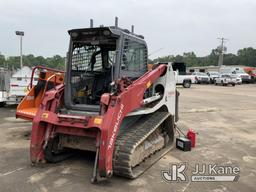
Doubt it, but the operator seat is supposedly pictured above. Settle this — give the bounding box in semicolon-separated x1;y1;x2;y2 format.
91;69;111;104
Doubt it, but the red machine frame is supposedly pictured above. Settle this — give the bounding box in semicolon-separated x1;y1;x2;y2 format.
30;64;167;177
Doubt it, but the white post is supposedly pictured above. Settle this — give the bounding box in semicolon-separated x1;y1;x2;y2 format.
15;31;24;69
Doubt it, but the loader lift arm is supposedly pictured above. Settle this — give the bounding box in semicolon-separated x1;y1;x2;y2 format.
98;64;168;177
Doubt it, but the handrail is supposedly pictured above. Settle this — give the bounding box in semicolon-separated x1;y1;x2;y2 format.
29;66;64;89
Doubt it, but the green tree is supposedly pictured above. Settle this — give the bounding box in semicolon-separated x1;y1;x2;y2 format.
23;54;35;67
174;55;184;63
205;49;219;66
223;53;239;66
46;55;65;70
0;54;5;67
237;47;256;67
1;46;255;70
34;56;46;66
152;55;175;63
183;52;198;67
6;56;20;69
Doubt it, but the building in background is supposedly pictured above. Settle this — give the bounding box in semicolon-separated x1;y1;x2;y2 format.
187;65;249;73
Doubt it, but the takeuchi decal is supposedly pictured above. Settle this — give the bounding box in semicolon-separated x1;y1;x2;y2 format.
108;103;124;150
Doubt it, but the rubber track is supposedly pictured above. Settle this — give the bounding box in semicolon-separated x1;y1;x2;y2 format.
113;111;171;178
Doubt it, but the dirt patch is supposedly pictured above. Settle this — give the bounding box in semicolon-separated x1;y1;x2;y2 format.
184;107;221;113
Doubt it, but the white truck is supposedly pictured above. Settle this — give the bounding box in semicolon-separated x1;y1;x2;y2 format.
174;71;196;88
207;71;219;84
192;72;210;84
6;66;38;105
220;66;251;83
215;74;236;86
172;62;195;88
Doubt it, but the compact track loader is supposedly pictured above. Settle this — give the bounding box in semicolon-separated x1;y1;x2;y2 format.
16;19;179;182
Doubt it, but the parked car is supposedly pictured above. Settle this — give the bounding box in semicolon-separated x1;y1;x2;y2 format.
174;71;195;88
215;74;236;86
192;72;210;84
207;71;219;83
232;71;251;83
230;74;242;85
220;66;251;83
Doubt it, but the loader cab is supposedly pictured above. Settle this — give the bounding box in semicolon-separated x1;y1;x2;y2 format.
65;26;148;112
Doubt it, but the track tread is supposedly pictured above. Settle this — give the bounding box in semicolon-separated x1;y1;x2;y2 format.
113;111;171;178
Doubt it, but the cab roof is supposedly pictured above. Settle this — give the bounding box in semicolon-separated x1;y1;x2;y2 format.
68;26;146;44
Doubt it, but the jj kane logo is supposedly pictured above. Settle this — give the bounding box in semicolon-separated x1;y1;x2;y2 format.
162;163;240;182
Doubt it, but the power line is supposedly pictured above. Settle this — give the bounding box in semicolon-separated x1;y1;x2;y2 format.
148;47;164;57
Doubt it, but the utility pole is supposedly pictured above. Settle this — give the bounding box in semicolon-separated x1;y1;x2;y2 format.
217;37;228;72
15;31;24;69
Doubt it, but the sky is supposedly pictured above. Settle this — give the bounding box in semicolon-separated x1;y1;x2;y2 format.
0;0;256;59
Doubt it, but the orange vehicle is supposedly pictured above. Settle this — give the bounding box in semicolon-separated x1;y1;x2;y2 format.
16;66;64;120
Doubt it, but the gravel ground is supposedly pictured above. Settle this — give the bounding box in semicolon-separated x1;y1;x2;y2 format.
0;84;255;192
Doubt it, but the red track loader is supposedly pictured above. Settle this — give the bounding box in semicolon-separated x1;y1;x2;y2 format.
16;20;179;182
